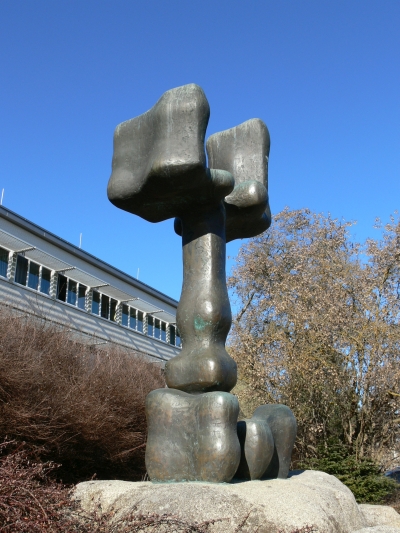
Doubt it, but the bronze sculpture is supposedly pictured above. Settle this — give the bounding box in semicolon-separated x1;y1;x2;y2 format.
108;84;296;482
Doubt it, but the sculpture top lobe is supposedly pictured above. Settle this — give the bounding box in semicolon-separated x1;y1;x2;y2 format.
107;83;271;241
207;118;271;242
108;84;234;223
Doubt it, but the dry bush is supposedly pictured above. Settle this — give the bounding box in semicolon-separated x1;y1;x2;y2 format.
0;440;221;532
0;441;230;532
0;439;86;532
0;309;164;482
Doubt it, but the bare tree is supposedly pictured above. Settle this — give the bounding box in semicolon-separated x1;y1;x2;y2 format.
229;208;400;467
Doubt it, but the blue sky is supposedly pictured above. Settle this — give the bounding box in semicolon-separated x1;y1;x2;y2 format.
0;1;399;301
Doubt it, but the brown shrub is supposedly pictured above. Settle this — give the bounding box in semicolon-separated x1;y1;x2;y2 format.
0;441;224;532
0;439;86;532
0;309;164;482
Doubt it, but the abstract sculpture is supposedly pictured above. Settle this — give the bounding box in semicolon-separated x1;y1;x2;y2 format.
108;84;296;483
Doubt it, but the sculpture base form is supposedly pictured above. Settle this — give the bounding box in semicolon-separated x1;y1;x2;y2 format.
146;389;297;483
236;404;297;480
145;388;240;483
72;471;400;533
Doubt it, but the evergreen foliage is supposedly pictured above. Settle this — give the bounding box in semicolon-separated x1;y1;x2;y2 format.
301;442;397;503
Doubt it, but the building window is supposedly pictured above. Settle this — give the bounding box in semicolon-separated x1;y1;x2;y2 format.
15;255;29;286
148;315;154;337
92;291;100;315
110;299;117;322
14;254;52;295
67;279;77;305
3;247;181;347
27;261;40;290
120;305;145;333
40;267;51;295
91;290;117;321
78;284;86;310
169;324;175;346
146;315;170;343
0;247;9;278
57;274;67;302
121;304;129;327
168;325;181;347
56;273;87;310
129;307;137;329
101;294;109;319
137;311;144;332
154;318;161;339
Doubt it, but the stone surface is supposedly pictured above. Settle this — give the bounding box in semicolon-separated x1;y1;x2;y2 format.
72;470;371;533
145;389;240;482
354;526;400;533
359;505;400;528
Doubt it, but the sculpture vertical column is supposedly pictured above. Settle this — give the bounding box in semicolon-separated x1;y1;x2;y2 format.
166;203;237;393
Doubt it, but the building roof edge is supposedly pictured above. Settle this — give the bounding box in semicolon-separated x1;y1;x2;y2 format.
0;206;179;308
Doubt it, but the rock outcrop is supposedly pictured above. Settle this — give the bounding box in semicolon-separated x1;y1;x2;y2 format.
359;505;400;528
72;470;400;533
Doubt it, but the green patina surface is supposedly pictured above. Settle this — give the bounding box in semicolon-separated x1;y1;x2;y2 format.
194;315;212;331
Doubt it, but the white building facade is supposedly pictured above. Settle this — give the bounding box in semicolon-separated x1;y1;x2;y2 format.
0;206;181;363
